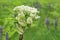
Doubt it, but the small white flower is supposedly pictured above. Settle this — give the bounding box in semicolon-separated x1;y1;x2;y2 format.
30;13;36;18
27;17;33;24
35;16;40;19
18;13;25;19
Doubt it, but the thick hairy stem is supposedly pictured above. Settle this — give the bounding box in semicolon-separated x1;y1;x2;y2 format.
19;34;23;40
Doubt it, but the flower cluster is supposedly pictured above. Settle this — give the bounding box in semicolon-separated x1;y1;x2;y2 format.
13;5;40;34
13;5;39;13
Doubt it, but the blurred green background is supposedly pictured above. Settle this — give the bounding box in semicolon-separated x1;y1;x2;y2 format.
0;0;60;40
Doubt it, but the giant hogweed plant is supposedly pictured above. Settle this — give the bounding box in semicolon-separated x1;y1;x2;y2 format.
13;5;40;40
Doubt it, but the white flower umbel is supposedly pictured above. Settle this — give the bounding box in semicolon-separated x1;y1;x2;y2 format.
13;5;40;34
13;5;39;13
